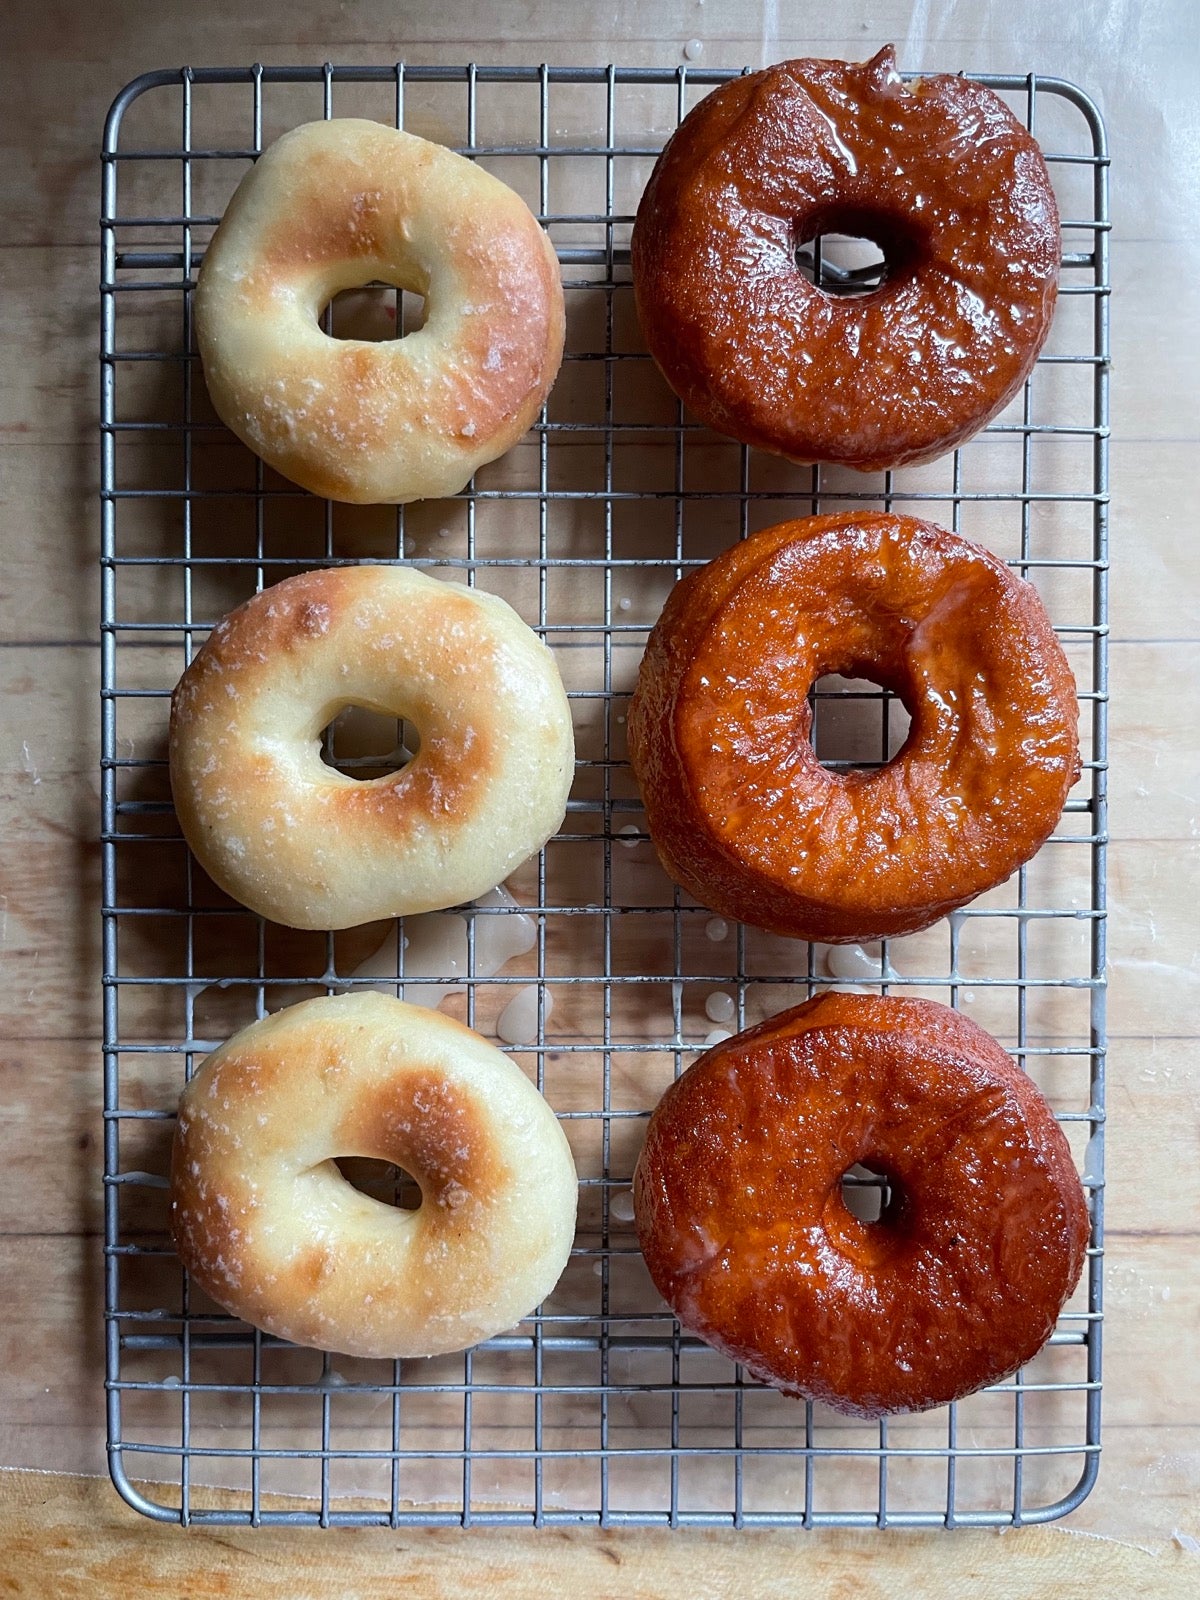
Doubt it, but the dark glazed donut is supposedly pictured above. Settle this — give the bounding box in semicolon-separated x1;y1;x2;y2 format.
631;48;1061;470
634;993;1090;1417
627;512;1079;943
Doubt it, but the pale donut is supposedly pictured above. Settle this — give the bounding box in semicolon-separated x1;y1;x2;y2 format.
169;993;579;1359
195;118;565;503
169;565;575;929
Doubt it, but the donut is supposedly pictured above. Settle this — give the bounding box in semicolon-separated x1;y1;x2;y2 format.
169;565;574;929
195;118;564;503
631;47;1060;470
627;512;1079;943
170;993;578;1359
634;992;1090;1416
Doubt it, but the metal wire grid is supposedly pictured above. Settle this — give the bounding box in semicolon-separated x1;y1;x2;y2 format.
100;63;1109;1528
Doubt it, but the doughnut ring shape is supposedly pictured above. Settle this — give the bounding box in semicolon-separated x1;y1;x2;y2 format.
634;992;1090;1416
195;118;565;503
170;993;579;1359
169;565;575;930
627;512;1079;943
631;47;1061;470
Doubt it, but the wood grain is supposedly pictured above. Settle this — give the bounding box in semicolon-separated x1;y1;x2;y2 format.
1;0;1198;1587
3;1468;1199;1600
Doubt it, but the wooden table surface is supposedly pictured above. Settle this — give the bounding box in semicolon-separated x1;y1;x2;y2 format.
2;1;1197;1593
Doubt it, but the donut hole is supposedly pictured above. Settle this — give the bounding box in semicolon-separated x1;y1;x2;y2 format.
824;1161;907;1269
320;704;420;782
334;1156;423;1212
840;1162;897;1225
796;233;887;297
794;209;922;300
323;284;427;342
810;674;912;772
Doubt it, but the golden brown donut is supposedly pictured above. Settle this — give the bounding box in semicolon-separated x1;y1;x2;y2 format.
634;992;1090;1417
196;118;564;503
627;512;1079;943
170;993;579;1359
169;565;575;930
631;47;1060;470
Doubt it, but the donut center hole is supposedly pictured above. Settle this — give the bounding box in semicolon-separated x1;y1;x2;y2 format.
323;285;427;341
841;1163;896;1224
794;208;923;299
810;674;912;772
320;705;420;781
335;1156;422;1211
795;233;888;297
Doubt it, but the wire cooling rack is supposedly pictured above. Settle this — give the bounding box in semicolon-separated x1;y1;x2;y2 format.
100;63;1109;1528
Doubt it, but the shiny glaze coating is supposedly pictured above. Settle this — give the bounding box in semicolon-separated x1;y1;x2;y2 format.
634;992;1090;1416
627;512;1079;942
631;48;1060;470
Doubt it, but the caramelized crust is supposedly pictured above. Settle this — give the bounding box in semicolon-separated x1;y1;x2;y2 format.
170;993;578;1360
169;565;575;929
634;993;1090;1416
627;512;1079;942
196;118;564;503
631;48;1060;469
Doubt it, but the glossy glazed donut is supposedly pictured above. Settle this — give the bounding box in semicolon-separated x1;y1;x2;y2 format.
170;565;574;929
631;48;1060;470
170;993;579;1359
634;992;1090;1416
627;512;1079;943
196;118;564;503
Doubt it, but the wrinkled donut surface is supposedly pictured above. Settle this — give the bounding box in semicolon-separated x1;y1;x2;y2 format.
634;991;1090;1416
627;512;1079;942
632;48;1060;470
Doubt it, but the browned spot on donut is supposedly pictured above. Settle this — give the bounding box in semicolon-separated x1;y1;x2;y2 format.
169;1117;258;1301
298;599;332;636
253;142;424;275
172;570;358;713
295;1244;334;1290
315;714;500;846
439;218;564;446
332;715;500;842
335;584;503;838
340;343;378;392
335;1068;502;1208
